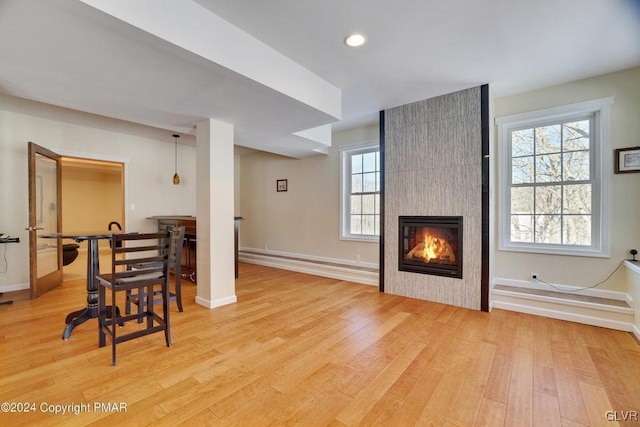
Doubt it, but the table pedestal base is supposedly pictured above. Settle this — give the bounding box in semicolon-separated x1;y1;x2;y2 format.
62;305;121;340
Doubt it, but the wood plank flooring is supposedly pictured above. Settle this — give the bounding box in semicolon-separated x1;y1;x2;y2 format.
0;263;639;426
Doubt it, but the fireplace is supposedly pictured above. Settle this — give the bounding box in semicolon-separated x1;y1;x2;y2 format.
398;216;463;278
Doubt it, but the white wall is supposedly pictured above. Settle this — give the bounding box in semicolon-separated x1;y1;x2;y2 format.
239;124;379;265
0;96;197;291
493;67;640;292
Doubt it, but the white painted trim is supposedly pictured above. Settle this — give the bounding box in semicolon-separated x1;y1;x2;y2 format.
239;249;379;286
492;287;632;315
491;299;633;332
496;97;613;258
625;260;640;275
339;141;381;242
495;97;615;126
195;295;237;309
240;247;379;270
0;282;29;293
492;277;630;302
633;324;640;342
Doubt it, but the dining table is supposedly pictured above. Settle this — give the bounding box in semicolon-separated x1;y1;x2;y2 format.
40;231;122;340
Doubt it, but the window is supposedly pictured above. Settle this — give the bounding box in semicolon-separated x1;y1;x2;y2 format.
497;97;612;257
340;142;380;241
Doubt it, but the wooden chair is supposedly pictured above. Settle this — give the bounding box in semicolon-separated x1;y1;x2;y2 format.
97;231;171;366
125;225;186;318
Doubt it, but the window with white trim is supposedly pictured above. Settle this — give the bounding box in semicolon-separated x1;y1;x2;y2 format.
497;97;612;257
340;142;380;241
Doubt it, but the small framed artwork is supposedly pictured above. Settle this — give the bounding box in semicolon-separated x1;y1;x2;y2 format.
614;146;640;173
276;179;288;192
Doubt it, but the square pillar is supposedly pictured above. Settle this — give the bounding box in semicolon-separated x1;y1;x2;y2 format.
195;119;237;308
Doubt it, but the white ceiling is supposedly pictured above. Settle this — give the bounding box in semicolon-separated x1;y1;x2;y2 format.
1;0;639;158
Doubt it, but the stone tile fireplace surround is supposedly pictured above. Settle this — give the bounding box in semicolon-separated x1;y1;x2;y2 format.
381;85;489;311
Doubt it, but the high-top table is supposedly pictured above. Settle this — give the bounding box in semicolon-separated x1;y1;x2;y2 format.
40;231;120;340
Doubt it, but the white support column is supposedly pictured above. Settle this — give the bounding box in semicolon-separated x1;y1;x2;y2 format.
195;119;237;308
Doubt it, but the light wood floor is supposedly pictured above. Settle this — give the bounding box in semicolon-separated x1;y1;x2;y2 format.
0;263;639;426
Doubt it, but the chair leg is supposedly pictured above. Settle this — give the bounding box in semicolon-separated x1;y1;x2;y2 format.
125;289;131;315
136;287;145;324
175;274;183;312
164;279;172;347
111;288;117;366
98;283;106;348
146;284;153;329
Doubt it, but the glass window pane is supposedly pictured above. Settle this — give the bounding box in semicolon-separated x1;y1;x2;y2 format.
512;129;534;157
363;152;376;173
563;215;591;245
563;184;591;214
535;125;562;154
350;195;361;214
535;186;562;214
535;154;562;182
351;154;362;173
374;194;380;214
511;215;533;243
376;151;380;171
512;156;534;184
351;173;362;193
511;187;534;214
376;172;380;192
374;215;380;235
362;194;375;214
350;215;361;234
363;172;376;192
563;120;590;151
535;215;561;244
362;215;375;235
563;150;590;181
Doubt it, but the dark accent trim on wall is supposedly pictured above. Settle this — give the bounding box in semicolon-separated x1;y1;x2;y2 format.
379;110;385;293
480;84;490;312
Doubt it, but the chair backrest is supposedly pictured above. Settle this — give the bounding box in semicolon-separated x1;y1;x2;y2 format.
166;225;186;272
109;232;170;285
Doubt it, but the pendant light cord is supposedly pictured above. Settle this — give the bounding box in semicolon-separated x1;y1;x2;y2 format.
173;134;180;174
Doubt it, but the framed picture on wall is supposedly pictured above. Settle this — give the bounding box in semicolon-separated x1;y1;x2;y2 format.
276;179;288;192
614;146;640;173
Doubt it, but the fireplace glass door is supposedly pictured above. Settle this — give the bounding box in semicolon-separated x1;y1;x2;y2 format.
398;216;463;278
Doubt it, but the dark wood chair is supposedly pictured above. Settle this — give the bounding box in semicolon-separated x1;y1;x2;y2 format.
125;225;186;317
97;231;171;366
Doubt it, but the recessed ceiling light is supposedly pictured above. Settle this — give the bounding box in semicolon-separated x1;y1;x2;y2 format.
344;33;367;48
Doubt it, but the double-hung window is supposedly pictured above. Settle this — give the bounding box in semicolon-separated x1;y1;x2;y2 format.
497;97;612;257
340;142;380;241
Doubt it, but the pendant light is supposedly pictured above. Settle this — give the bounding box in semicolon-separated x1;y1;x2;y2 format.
172;134;180;185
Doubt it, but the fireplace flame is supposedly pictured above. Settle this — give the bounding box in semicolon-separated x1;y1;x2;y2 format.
407;229;456;264
421;235;455;263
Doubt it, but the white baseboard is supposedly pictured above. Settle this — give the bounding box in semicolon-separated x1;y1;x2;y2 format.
491;277;635;333
633;324;640;342
195;295;237;309
491;299;634;332
492;277;632;305
0;282;29;293
239;247;379;286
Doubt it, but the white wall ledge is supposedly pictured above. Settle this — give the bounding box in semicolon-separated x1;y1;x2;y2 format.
625;260;640;275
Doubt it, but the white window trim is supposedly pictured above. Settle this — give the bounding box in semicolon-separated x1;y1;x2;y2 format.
496;97;613;258
339;140;380;242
